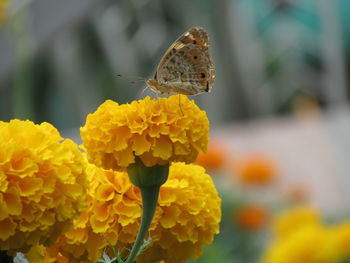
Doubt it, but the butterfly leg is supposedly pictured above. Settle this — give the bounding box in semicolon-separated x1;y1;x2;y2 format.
151;90;161;108
178;94;184;116
139;86;149;99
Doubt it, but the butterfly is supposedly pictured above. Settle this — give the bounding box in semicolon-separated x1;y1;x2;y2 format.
146;27;215;96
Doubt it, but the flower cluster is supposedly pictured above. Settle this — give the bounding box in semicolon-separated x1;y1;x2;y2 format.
39;162;221;263
80;95;209;170
262;206;350;263
0;120;88;253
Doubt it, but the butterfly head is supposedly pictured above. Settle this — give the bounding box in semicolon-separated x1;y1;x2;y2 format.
146;78;167;94
146;78;157;89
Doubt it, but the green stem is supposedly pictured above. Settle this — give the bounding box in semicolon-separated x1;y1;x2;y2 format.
125;185;160;263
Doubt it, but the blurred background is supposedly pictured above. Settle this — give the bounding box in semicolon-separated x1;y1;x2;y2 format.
1;0;350;262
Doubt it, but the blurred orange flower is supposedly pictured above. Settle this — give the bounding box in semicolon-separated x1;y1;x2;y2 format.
235;204;268;231
196;139;228;170
235;154;278;185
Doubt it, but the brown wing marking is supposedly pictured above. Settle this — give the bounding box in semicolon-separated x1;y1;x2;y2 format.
157;44;215;93
156;27;209;72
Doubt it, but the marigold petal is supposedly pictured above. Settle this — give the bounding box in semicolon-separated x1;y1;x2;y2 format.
9;149;38;178
132;133;152;155
153;135;173;159
18;177;43;196
90;215;109;233
39;211;56;226
0;194;8;220
3;187;22;215
96;184;115;201
0;218;16;240
93;203;111;221
160;206;181;228
113;147;135;168
0;171;8;192
65;228;88;243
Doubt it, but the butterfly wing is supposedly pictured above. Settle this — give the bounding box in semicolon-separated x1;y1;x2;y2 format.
154;27;215;94
156;27;210;70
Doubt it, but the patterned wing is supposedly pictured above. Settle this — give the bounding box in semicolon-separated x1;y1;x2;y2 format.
155;27;215;94
156;27;210;71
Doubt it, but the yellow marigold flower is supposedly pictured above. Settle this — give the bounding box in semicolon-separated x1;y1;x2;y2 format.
263;206;350;263
42;162;221;263
262;224;334;263
273;205;321;238
80;95;209;170
0;120;88;253
329;221;350;260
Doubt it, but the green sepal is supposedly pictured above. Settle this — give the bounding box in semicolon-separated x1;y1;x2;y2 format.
127;157;169;188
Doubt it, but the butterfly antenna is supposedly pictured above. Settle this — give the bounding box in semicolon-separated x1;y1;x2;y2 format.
116;74;146;83
156;93;161;108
